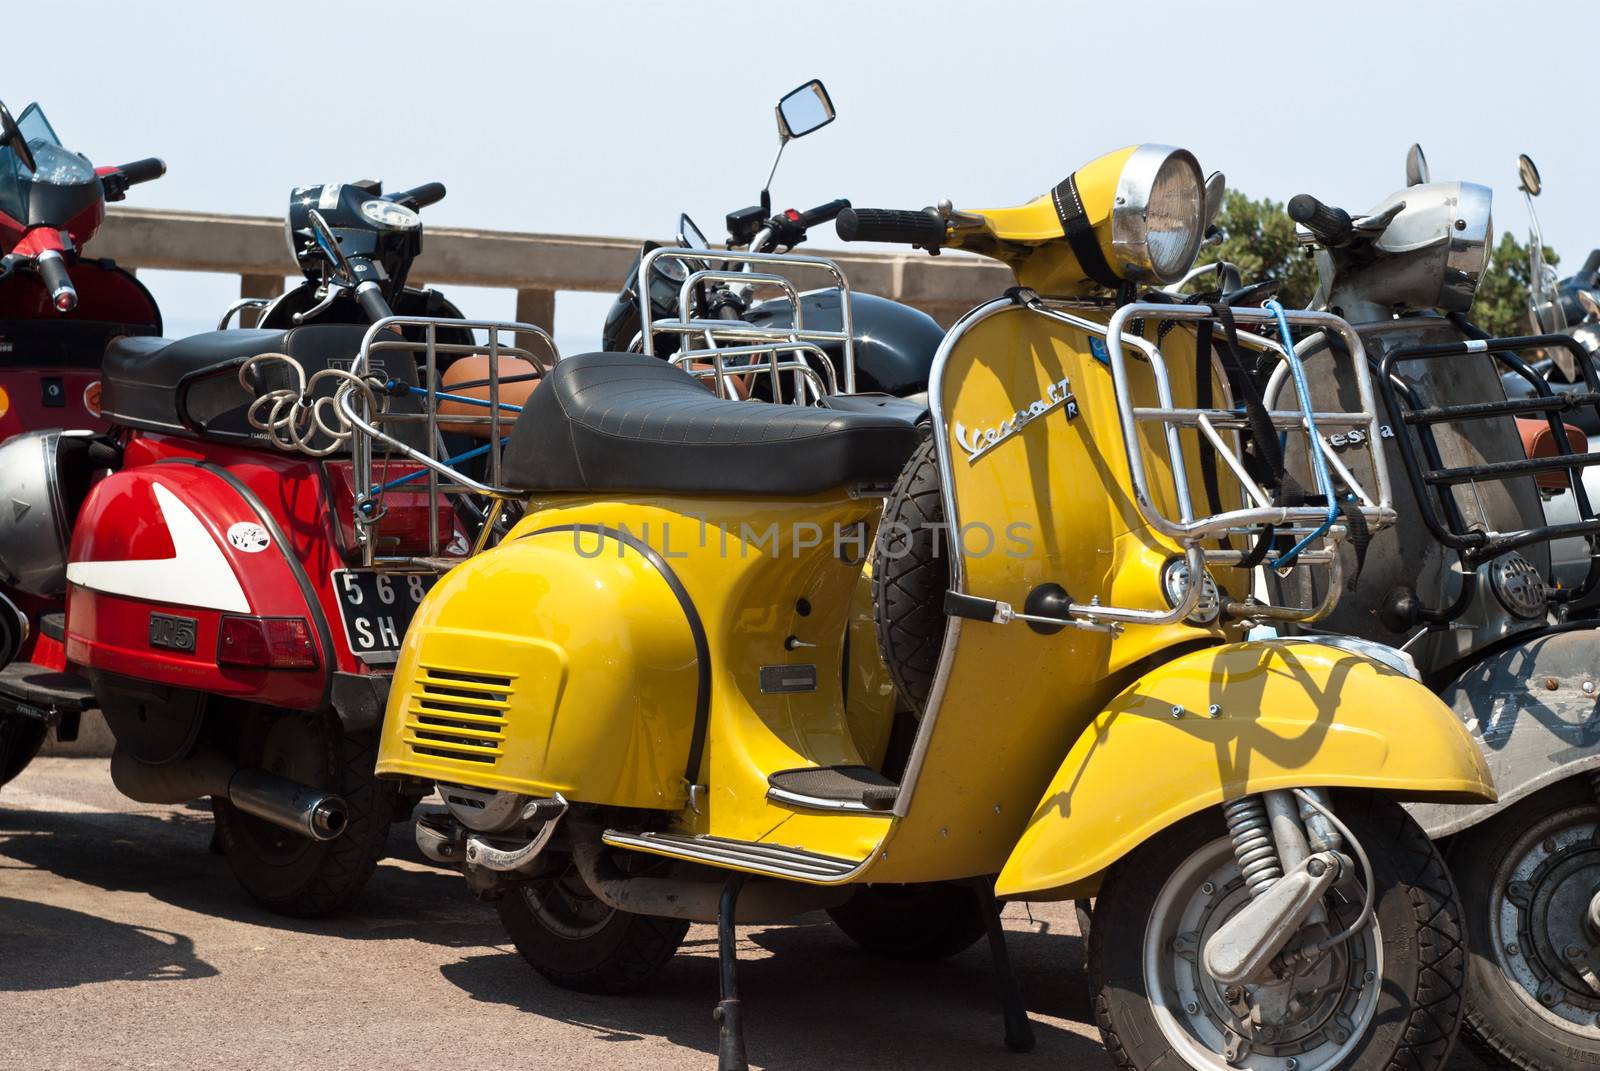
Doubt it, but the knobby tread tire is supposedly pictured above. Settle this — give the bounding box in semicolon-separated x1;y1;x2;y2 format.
215;722;397;919
873;439;949;713
1453;778;1600;1070
497;877;689;995
1090;791;1466;1071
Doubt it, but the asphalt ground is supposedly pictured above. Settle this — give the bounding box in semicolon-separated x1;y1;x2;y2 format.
1;758;1493;1071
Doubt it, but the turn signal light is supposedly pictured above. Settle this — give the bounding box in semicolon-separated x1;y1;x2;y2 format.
217;615;318;669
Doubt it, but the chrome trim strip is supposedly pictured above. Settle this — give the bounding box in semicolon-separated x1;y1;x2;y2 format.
765;785;896;816
601;830;873;884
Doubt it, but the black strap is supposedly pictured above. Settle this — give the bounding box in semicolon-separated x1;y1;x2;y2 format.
1051;173;1122;290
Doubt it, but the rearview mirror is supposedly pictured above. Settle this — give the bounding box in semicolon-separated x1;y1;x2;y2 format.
1405;144;1430;187
678;213;711;251
1518;154;1542;197
1202;171;1226;229
776;80;836;142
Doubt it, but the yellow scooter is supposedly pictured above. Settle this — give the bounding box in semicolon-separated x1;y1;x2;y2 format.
375;144;1494;1070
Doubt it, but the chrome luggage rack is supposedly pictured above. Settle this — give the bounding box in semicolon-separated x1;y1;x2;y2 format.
1013;298;1392;630
638;247;856;403
323;316;558;569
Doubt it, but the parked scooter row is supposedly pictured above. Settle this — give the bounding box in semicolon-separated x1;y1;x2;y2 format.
4;77;1600;1071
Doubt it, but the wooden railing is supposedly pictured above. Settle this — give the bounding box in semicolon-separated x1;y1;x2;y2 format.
92;207;1013;330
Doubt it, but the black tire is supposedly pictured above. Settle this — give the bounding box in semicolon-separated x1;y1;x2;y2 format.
873;439;949;712
1092;791;1466;1071
1452;777;1600;1070
0;713;48;788
213;710;396;918
826;881;987;960
497;860;689;994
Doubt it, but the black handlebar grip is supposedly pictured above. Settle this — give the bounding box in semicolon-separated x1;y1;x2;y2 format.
117;158;167;185
836;207;946;248
35;252;77;313
1287;194;1354;246
798;198;851;228
390;182;446;210
354;282;394;324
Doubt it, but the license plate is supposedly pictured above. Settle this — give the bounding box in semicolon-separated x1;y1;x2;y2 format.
331;570;436;665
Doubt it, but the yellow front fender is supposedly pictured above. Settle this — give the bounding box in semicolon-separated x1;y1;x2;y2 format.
995;641;1494;900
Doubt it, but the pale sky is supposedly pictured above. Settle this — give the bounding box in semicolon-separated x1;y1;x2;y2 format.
7;0;1595;347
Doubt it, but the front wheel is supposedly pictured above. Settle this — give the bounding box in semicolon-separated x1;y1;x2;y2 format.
1091;791;1466;1071
1452;776;1600;1070
213;709;396;918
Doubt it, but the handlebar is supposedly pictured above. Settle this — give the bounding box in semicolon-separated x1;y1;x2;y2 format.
35;250;77;313
1288;194;1353;248
836;207;947;250
797;198;850;228
118;158;167;186
389;182;446;210
354;280;394;323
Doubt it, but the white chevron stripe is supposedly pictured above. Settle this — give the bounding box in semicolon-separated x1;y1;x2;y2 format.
66;482;251;613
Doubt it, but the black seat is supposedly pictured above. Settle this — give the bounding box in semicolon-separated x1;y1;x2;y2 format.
100;324;410;445
501;352;924;495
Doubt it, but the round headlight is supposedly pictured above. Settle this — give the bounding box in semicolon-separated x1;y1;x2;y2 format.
1112;146;1205;284
360;198;421;230
1161;556;1221;624
1445;182;1492;290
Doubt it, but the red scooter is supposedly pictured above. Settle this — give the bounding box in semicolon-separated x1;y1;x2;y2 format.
0;98;163;784
0;180;471;917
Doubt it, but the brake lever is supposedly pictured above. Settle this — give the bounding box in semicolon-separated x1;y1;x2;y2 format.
1352;201;1405;236
293;283;345;325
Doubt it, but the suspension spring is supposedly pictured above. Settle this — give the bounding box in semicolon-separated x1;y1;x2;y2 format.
1223;795;1282;898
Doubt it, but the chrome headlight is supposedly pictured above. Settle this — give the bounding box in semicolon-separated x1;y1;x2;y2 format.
360;198;421;230
1162;556;1221;624
1445;181;1492;294
1113;145;1206;284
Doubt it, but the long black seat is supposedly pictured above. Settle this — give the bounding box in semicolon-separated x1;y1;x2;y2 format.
502;352;923;495
101;325;417;446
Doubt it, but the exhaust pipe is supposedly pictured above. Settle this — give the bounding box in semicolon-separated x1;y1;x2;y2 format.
111;746;347;842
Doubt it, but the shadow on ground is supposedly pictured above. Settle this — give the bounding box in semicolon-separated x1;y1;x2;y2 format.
439;913;1098;1070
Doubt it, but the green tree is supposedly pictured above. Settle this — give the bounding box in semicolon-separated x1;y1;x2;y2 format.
1194;191;1320;309
1473;231;1557;338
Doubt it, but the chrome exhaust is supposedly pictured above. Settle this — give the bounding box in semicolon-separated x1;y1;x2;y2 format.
110;746;348;842
226;768;348;842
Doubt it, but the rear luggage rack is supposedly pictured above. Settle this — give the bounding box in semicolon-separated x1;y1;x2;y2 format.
638;248;857;404
1376;333;1600;578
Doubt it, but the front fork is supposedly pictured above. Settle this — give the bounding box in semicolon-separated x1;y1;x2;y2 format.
1203;789;1374;1043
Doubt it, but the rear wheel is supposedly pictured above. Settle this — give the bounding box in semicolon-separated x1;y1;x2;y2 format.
497;858;689;994
1453;777;1600;1069
0;713;47;788
212;708;395;918
827;881;987;960
1092;791;1466;1071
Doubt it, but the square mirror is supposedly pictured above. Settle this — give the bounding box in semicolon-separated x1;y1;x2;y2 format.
777;80;835;141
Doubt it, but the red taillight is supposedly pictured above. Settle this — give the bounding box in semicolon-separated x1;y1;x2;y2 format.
217;615;318;669
324;460;453;557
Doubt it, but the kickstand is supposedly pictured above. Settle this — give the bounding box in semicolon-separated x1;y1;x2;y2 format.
974;878;1036;1053
714;874;749;1071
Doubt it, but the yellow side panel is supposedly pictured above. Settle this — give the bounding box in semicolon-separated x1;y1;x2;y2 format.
376;530;699;809
993;641;1496;900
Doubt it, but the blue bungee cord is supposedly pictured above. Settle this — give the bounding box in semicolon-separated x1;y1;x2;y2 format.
1262;299;1340;569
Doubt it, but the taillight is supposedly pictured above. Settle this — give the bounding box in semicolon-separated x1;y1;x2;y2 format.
323;460;454;557
217;615;318;669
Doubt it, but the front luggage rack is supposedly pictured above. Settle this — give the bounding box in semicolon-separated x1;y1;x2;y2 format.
638;247;856;403
324;316;558;569
1376;332;1600;580
966;298;1393;631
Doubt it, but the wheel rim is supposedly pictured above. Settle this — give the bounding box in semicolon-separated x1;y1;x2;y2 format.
1488;802;1600;1036
520;864;615;941
1143;834;1382;1071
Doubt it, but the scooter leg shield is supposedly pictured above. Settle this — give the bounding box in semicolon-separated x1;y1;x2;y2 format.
1410;627;1600;838
375;530;701;810
993;640;1494;900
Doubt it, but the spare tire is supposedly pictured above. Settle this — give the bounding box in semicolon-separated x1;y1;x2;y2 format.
873;439;950;712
